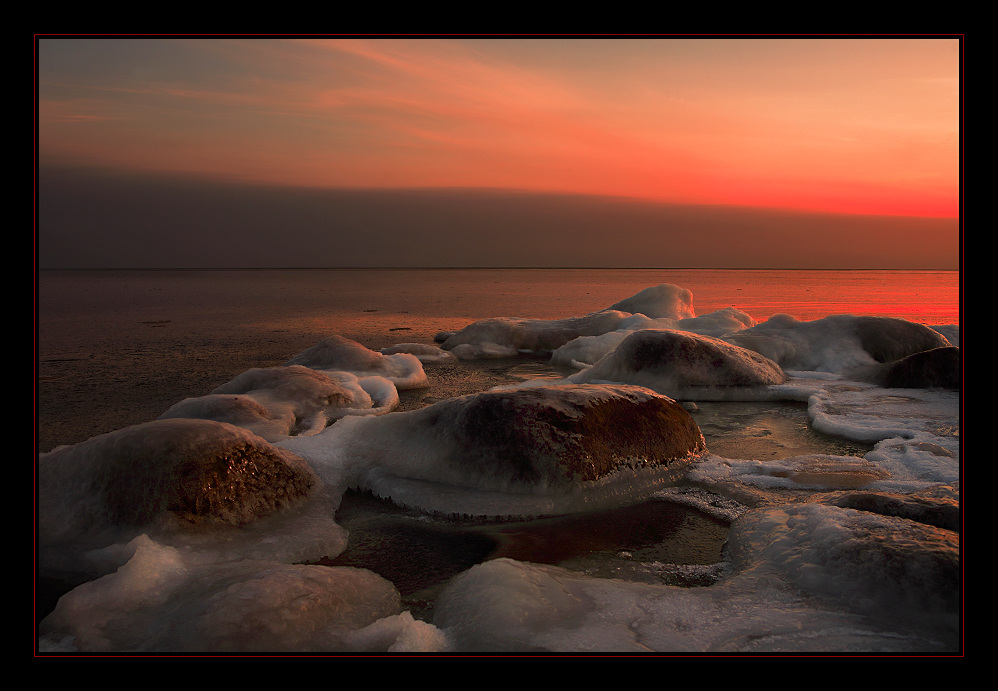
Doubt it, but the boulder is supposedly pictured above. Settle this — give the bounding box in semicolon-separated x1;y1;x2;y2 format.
429;384;707;485
285;335;427;389
290;384;708;517
38;418;318;545
570;328;786;397
724;314;952;373
869;346;961;390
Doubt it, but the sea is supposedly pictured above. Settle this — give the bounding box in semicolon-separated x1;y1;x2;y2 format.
36;268;962;655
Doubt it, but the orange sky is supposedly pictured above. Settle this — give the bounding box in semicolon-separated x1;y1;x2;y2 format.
37;37;960;219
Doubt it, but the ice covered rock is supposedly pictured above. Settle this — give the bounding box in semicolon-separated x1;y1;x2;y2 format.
726;503;960;642
284;384;706;518
441;310;633;359
381;342;458;364
724;314;952;373
285;334;428;389
569;328;786;398
38;535;418;653
160;365;399;440
820;483;960;532
440;283;699;360
551;307;757;370
863;346;961;390
606;283;695;320
38;418;319;550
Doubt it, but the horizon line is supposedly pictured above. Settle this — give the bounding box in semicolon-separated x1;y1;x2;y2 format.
36;265;964;273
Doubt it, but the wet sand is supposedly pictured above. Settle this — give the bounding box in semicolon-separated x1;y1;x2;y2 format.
37;303;492;453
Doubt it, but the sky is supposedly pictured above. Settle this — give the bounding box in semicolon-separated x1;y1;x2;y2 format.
35;36;962;269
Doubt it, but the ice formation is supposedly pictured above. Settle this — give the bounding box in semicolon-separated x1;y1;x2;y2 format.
722;314;952;373
568;328;787;398
160;366;399;441
286;334;429;389
430;500;958;653
37;418;348;584
36;282;961;654
281;384;706;518
441;283;701;360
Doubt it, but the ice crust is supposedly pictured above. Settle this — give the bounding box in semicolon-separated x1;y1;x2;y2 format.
37;283;961;654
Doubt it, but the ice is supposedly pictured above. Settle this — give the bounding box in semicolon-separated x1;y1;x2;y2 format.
723;314;951;373
37;418;347;582
159;366;399;441
285;334;429;389
279;383;706;518
441;282;699;360
567;328;787;399
605;283;696;320
37;534;440;653
37;282;961;654
380;342;458;364
442;310;634;359
431;499;958;653
431;534;956;653
551;307;757;369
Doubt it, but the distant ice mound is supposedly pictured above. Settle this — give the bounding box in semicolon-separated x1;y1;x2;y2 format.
724;314;952;373
569;329;786;399
282;384;706;518
552;307;758;369
285;334;428;389
160;365;399;441
442;310;633;359
441;283;699;360
606;283;696;319
38;534;445;654
37;418;340;580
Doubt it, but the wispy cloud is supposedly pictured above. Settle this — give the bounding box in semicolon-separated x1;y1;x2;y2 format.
36;37;960;217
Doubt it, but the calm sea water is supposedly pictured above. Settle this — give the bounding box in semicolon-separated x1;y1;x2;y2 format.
38;267;962;330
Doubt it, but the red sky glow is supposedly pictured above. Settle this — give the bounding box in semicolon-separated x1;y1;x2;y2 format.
37;37;961;219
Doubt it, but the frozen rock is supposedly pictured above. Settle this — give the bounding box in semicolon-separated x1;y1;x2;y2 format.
38;418;318;546
569;328;786;398
285;334;428;389
606;283;695;320
287;384;706;518
38;535;410;653
551;307;757;370
726;503;960;641
440;284;699;360
724;314;952;373
865;346;961;390
441;310;633;359
160;365;400;440
820;483;960;532
381;342;458;364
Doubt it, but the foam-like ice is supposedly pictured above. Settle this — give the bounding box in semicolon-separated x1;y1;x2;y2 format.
442;283;700;360
37;534;438;653
723;314;951;373
160;366;399;441
551;307;757;369
286;335;429;389
431;498;958;653
567;328;786;399
381;342;458;364
279;383;705;518
443;310;634;359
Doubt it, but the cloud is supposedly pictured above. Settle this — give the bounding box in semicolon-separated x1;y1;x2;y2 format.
37;166;960;271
